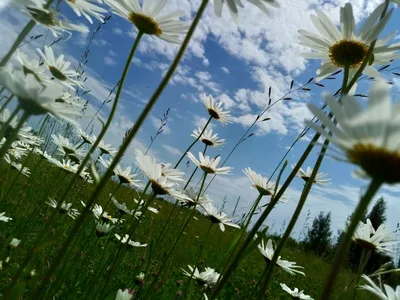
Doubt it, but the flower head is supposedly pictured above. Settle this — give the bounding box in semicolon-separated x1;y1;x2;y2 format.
202;95;233;125
100;157;141;187
98;140;117;156
191;128;225;147
9;238;21;248
76;127;96;145
201;203;240;232
46;198;80;219
115;234;147;248
258;239;305;275
182;265;221;288
105;0;189;43
179;187;211;208
352;219;399;257
111;195;132;215
307;80;400;184
13;49;50;85
187;152;232;175
0;212;12;223
280;283;313;300
299;3;398;81
359;274;400;300
243;167;275;196
115;289;133;300
65;0;107;24
3;154;31;177
160;163;185;183
95;221;114;237
52;134;86;162
213;0;279;22
293;165;330;185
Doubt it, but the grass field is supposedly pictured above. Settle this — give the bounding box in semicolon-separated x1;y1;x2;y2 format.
0;154;371;299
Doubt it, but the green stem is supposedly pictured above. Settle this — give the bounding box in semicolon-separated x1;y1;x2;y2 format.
0;94;14;116
0;111;29;159
243;193;263;230
352;249;369;300
320;179;382;300
258;138;330;296
174;116;212;169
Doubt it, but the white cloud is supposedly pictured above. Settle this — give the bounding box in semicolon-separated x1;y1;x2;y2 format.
108;50;117;57
221;66;230;74
162;144;182;156
104;56;117;66
202;58;210;66
192;115;214;129
113;28;123;35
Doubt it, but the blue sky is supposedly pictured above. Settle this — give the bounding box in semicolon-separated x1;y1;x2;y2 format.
1;0;400;240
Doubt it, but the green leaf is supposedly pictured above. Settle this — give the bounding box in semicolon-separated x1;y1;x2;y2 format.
8;281;26;300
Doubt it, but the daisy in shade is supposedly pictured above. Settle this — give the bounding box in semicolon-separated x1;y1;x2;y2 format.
100;157;142;187
51;134;86;162
114;234;147;247
134;198;159;215
359;274;400;300
202;95;233;125
243;167;276;196
76;127;95;145
0;212;12;223
182;265;221;288
201;203;240;232
37;46;84;90
64;0;107;24
115;289;133;300
135;150;189;199
34;148;53;161
0;70;80;125
299;3;399;82
104;0;189;44
98;140;117;156
46;198;80;219
111;195;132;215
28;7;89;37
293;165;330;185
258;238;305;276
306;80;400;184
56;92;85;108
3;154;31;177
214;0;279;22
9;238;21;249
280;283;314;300
13;50;50;85
179;187;212;208
352;219;399;257
191;128;225;147
95;221;114;237
187;152;232;175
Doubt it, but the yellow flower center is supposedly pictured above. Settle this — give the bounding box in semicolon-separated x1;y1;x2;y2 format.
354;238;377;251
49;66;67;81
329;40;369;68
128;12;162;36
208;109;220;120
347;144;400;183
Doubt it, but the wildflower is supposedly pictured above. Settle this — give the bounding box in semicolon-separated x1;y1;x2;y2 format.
187;152;232;175
46;198;80;219
135;272;145;285
359;274;400;300
51;134;86;162
76;127;95;145
182;265;221;288
0;70;79;124
92;204;119;224
105;0;189;43
3;154;31;177
258;239;305;276
9;238;21;249
293;165;330;184
98;140;117;156
95;221;114;237
307;80;400;184
0;212;12;223
299;3;397;81
115;234;147;248
65;0;107;24
56;92;85;108
243;167;275;196
115;289;133;300
37;46;84;90
13;49;50;84
111;195;132;215
280;283;314;300
191;128;225;147
352;219;399;257
214;0;279;22
201;203;240;232
160;163;185;184
202;94;233;125
179;187;211;208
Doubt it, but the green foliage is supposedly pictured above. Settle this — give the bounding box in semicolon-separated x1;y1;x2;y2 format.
304;211;332;255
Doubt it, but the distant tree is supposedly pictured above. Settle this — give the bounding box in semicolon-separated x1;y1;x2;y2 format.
366;197;387;229
305;211;332;255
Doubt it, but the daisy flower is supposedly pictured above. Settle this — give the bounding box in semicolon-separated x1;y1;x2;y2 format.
34;148;53;161
299;3;398;81
114;234;147;247
3;154;31;177
160;163;185;184
56;92;85;108
9;238;21;249
293;165;330;185
95;221;114;237
202;94;233;125
91;204;119;224
111;195;132;215
307;80;400;184
179;187;211;208
258;239;305;276
352;219;399;257
0;70;79;125
243;167;276;196
100;157;142;187
191;128;225;147
51;134;87;162
359;274;400;300
187;152;232;175
8;142;29;160
28;7;89;37
115;289;133;300
280;283;314;300
182;265;221;288
214;0;279;22
37;46;84;90
64;0;107;24
201;203;240;232
13;49;50;84
46;198;80;219
0;212;12;223
104;0;189;43
76;127;95;145
98;140;117;156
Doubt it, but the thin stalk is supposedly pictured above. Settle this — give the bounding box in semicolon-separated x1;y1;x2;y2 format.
174;116;212;168
352;249;370;300
258;138;330;296
243;194;263;230
0;105;20;140
0;111;29;159
184;144;208;189
320;179;382;299
0;94;14;116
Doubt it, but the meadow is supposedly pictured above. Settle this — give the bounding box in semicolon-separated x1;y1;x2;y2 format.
1;0;400;299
